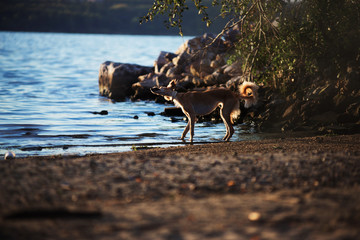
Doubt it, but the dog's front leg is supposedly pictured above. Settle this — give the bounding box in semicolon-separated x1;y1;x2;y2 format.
181;112;195;142
181;121;190;141
179;108;196;142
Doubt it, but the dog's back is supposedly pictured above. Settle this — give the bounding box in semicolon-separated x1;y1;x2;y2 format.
175;88;240;123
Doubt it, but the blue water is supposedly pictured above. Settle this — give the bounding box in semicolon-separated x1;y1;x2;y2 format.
0;32;258;157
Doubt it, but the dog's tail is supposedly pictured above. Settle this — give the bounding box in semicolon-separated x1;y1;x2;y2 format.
239;81;259;108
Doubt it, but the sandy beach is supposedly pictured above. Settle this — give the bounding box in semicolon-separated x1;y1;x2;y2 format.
1;134;360;240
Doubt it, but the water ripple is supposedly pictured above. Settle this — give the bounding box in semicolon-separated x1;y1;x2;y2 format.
0;32;259;157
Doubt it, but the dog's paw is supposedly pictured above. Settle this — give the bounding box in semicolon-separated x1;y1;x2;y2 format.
223;136;231;142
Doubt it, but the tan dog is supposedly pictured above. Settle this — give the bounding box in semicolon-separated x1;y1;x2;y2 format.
151;80;259;142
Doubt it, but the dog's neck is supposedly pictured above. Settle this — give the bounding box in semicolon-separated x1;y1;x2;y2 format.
170;90;177;101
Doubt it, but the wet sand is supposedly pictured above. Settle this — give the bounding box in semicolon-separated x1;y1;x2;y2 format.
1;134;360;239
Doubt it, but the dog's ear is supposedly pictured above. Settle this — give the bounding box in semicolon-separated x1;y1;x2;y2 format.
167;80;177;90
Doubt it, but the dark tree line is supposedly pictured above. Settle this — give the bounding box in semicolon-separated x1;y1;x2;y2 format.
0;0;226;35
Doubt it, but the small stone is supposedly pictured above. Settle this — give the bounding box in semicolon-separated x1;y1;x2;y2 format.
248;212;261;221
4;151;16;160
211;160;222;166
90;110;108;115
145;112;155;116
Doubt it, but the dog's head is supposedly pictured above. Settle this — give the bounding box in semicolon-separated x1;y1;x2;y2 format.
150;80;177;101
239;81;259;108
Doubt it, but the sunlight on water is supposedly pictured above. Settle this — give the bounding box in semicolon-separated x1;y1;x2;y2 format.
0;32;260;157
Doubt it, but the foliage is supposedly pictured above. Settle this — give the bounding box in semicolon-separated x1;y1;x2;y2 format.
143;0;360;93
141;0;215;36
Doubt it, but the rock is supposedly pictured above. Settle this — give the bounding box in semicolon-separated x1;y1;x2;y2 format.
132;73;169;100
165;66;178;78
171;51;190;76
161;107;184;117
176;76;195;89
90;110;108;115
225;76;246;90
4;151;15;160
154;51;168;72
223;24;241;45
151;34;229;90
159;62;175;75
223;61;243;77
172;51;190;66
154;51;177;74
99;61;153;101
135;73;168;89
210;54;226;69
190;58;213;78
203;74;216;86
145;112;155;116
165;52;178;62
191;76;204;87
203;71;229;86
248;212;261;222
176;33;226;55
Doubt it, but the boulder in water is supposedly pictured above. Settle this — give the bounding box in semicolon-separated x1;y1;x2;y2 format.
99;61;153;101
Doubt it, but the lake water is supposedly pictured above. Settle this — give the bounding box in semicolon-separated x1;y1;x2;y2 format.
0;32;260;157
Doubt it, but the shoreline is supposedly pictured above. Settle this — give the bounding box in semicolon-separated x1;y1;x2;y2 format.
14;130;322;159
1;134;360;239
15;132;358;160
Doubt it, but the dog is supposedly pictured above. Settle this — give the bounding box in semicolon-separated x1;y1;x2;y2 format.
151;80;259;142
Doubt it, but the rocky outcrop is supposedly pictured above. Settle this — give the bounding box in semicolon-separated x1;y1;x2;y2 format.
99;61;153;100
98;32;241;101
98;28;360;134
128;33;233;99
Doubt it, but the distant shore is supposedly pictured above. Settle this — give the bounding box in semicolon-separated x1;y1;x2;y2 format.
0;0;226;36
1;134;360;239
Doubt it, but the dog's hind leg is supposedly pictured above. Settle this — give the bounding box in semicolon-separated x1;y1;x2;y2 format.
189;115;196;142
181;112;196;142
220;108;234;142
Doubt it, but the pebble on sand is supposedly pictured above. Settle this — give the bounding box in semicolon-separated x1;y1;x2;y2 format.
4;151;16;160
248;212;261;221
